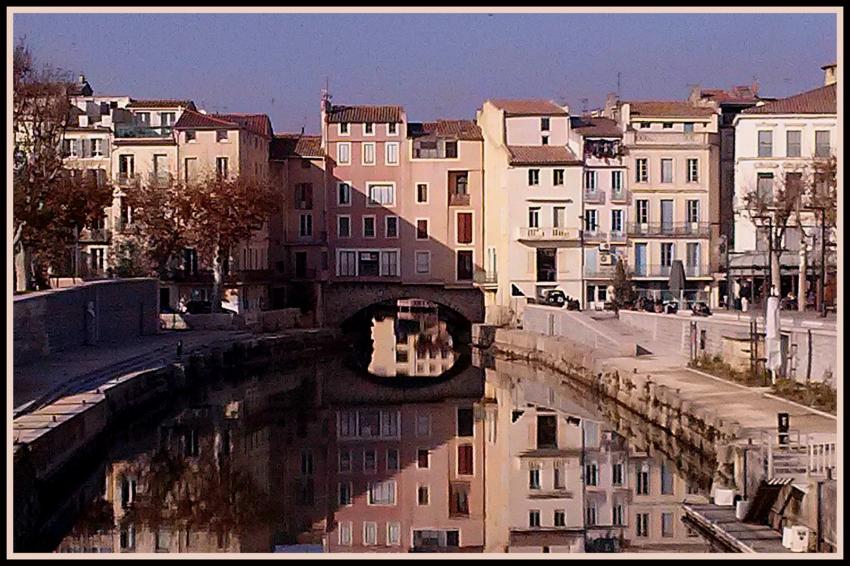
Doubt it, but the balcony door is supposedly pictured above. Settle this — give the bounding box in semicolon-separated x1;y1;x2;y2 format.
634;243;647;276
295;252;307;278
660;200;674;234
536;248;556;282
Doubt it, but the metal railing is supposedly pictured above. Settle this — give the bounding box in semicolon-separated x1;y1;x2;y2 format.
79;227;111;243
449;192;470;206
610;187;630;203
473;270;498;285
627;222;711;237
114;124;174;139
516;227;581;241
625;131;713;145
584;190;606;204
632;264;711;278
582;229;607;242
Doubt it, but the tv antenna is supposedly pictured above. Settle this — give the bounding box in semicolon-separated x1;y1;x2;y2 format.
617;72;621;97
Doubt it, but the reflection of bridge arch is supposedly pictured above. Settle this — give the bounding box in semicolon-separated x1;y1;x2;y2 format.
324;282;484;328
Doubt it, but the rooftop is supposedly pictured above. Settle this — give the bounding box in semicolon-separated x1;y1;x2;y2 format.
741;84;836;115
173;110;273;138
270;133;323;159
488;98;568;116
407;119;483;141
507;145;582;166
570;116;622;138
126;99;196;110
628;100;716;119
213;113;273;138
326;104;403;124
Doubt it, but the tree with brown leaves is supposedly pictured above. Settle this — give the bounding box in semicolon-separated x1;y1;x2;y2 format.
13;38;112;290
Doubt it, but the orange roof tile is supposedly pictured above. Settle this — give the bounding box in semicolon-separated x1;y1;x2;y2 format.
270;134;323;159
741;84;836;115
570;116;622;138
326;105;403;123
507;145;582;166
489;99;567;116
407;120;483;141
628;101;716;118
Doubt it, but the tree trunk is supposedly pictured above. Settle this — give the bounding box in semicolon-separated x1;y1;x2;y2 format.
798;248;807;312
211;244;225;313
14;244;34;292
771;249;782;297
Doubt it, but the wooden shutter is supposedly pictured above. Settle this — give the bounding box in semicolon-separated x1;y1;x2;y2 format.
527;251;535;275
457;445;473;475
557;249;570;275
457;213;472;244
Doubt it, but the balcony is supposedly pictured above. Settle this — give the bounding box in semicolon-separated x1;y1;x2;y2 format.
114;124;174;139
79;227;111;243
449;192;470;206
516;227;581;242
627;222;710;238
582;230;607;242
609;231;628;244
473;269;497;286
625;130;714;146
630;264;711;278
584;264;616;278
115;173;137;186
610;187;630;203
584;190;605;204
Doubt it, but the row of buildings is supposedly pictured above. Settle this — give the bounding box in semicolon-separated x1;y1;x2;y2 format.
61;62;838;322
56;359;710;554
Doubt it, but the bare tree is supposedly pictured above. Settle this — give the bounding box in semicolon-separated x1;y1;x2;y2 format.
13;38;112;290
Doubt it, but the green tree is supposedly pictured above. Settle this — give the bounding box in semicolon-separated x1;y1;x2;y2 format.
611;259;636;311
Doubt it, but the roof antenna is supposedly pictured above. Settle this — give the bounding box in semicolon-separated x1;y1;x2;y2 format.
617;72;621;97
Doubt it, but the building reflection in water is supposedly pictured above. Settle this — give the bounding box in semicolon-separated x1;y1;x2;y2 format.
55;351;713;554
368;299;456;378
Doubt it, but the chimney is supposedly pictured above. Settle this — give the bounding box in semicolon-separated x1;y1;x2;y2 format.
822;63;837;86
79;74;86;84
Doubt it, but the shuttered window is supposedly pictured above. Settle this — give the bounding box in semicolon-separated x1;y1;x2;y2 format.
457;213;473;244
457;444;473;475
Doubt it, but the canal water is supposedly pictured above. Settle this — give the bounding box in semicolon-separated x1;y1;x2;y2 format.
48;300;718;554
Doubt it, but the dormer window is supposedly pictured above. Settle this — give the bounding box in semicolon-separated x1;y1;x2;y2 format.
339;122;349;135
217;130;229;142
388;123;398;135
364;122;374;135
185;130;196;142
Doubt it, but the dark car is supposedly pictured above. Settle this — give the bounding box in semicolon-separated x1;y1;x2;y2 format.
542;289;567;307
691;301;712;317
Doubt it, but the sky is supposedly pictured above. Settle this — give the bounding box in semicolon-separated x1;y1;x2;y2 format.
14;11;838;134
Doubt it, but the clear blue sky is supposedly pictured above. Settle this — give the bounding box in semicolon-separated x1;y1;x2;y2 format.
14;12;837;134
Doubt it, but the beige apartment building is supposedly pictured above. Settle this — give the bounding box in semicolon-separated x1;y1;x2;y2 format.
606;99;721;304
477;100;584;322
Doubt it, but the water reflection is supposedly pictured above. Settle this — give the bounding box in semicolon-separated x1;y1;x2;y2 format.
53;353;714;554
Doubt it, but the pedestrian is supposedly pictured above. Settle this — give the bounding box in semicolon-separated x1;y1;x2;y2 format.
741;295;749;313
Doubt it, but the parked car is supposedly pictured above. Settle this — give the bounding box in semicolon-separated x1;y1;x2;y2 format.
542;289;567;307
691;301;712;317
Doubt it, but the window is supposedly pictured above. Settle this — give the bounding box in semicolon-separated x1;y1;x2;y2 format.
529;510;541;528
417;449;430;469
337;215;351;238
299;213;312;237
611;209;624;233
387;522;401;546
586;503;598;526
339;482;353;506
91;138;104;157
380;250;399;277
295;183;313;209
553;169;564;185
364;122;374;135
339;122;349;135
416;413;431;436
136;112;151;124
457;444;474;475
554;465;565;489
457;250;473;281
537;415;557;449
119;525;136;551
541;117;550;131
661;463;674;494
687;200;700;223
554;510;566;527
613;462;624;485
363;142;376;165
418;485;430;506
363;449;377;472
388;122;398;135
758;130;773;157
613;503;625;526
553;207;566;228
636;158;648;182
338;522;353;546
385;142;399;164
368;480;396;505
529;468;541;489
449;171;468;197
683;122;694;133
585;209;598;232
337;142;351;164
416;219;429;240
338;251;357;277
455;407;475;437
160;112;176;126
445;141;458;158
815;130;831;157
367;183;394;206
662;512;674;537
416;183;428;203
585;462;599;486
358;251;379;276
457;213;473;244
660;242;674;267
185;130;196;142
585;170;597;190
636;199;649;224
415;251;431;274
385;448;399;471
216;157;228;179
363;522;378;546
336;182;351;206
757;172;774;203
528;169;540;186
449;482;470;517
687;158;699;182
541;135;549;145
636;464;650;495
155;528;171;552
611;170;623;190
118;154;135;179
636;513;650;537
661;158;673;183
339;450;352;472
217;129;228;142
662;122;673;129
786;130;801;157
528;207;540;228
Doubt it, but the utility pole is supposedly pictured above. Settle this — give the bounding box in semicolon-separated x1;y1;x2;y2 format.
819;208;827;317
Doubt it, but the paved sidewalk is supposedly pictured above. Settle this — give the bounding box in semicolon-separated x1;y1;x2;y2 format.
13;329;253;412
601;346;836;442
